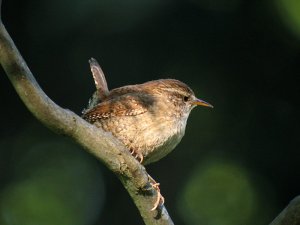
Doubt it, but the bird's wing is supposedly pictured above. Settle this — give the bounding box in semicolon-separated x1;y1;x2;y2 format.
82;94;151;123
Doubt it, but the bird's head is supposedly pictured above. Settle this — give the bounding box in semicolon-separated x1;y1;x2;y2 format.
144;79;213;115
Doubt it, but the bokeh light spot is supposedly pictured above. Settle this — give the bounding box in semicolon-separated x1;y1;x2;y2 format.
276;0;300;39
178;159;271;225
0;126;105;225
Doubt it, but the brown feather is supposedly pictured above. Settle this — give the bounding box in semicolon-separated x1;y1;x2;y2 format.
82;93;151;123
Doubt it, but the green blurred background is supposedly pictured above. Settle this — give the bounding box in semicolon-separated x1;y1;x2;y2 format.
0;0;299;224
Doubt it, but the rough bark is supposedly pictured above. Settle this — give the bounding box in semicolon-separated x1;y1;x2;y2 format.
269;196;300;225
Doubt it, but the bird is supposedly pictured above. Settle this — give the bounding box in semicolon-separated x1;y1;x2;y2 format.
82;58;213;210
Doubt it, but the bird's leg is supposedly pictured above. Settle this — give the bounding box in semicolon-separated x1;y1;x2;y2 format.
148;174;165;211
128;149;164;210
128;148;164;210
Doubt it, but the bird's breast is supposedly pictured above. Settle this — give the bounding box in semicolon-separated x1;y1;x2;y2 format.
142;115;188;165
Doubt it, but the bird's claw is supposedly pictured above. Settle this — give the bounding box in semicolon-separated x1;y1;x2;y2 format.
128;150;164;210
148;175;165;211
129;149;144;163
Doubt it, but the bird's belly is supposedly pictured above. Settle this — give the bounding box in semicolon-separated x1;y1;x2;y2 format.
94;114;186;165
142;131;184;165
131;117;186;165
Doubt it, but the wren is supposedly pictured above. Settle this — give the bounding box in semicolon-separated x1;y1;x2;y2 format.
82;58;213;165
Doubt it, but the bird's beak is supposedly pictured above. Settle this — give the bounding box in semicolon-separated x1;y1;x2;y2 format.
192;99;214;108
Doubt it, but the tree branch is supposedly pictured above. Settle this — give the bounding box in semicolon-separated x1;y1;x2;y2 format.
0;3;173;225
269;196;300;225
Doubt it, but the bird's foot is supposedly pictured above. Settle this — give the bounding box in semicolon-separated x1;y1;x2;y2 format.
129;149;144;163
148;175;165;211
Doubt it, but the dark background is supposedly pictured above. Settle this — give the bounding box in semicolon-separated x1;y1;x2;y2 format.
0;0;299;225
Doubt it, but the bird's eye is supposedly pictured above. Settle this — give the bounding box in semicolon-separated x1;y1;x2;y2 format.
183;96;189;102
